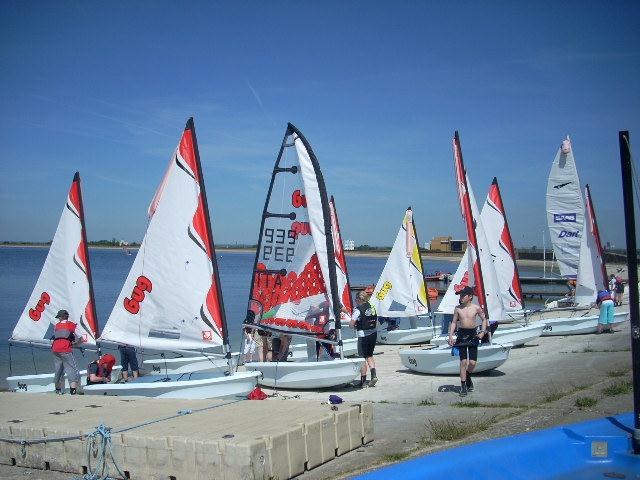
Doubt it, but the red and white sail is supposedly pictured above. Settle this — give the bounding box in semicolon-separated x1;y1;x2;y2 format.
330;196;353;314
247;124;340;337
369;208;429;317
575;185;608;306
438;133;505;321
12;173;99;345
100;119;226;351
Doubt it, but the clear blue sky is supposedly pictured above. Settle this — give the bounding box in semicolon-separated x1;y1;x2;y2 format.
1;1;638;248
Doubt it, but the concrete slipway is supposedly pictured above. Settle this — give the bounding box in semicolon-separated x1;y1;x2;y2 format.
0;393;373;479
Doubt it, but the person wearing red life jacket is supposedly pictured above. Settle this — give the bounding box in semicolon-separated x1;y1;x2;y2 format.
86;354;116;385
51;309;82;395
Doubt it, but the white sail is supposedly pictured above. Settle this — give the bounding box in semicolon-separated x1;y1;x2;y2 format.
100;122;225;351
329;196;353;313
370;208;429;317
546;137;584;278
11;173;98;345
575;186;606;306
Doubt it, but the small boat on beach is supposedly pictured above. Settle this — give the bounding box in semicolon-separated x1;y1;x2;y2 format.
399;343;511;375
370;208;435;345
430;322;544;347
84;118;259;399
242;123;363;389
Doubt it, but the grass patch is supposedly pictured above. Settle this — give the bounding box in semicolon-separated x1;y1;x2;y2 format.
575;397;598;409
543;390;564;403
382;452;410;463
607;369;629;378
428;417;494;442
602;381;633;397
417;397;436;406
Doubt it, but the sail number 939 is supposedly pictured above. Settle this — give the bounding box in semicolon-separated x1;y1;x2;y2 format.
262;228;295;262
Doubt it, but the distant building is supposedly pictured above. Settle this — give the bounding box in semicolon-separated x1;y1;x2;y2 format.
429;235;467;253
344;239;355;251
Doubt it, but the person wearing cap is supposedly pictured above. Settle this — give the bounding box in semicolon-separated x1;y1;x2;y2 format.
349;290;379;387
86;354;116;385
595;290;615;334
448;286;488;397
51;309;82;395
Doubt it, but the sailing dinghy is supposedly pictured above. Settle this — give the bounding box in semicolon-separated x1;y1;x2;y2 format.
84;118;259;399
400;132;511;374
430;178;544;347
369;208;434;345
6;173;121;392
537;184;629;335
243;124;363;389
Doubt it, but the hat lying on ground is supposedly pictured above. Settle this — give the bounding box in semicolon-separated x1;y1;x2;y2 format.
455;286;475;297
55;309;69;318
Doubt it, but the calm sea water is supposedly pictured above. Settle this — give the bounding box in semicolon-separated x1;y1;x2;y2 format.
0;247;548;387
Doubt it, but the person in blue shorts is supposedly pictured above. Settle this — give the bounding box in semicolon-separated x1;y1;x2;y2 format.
596;290;615;334
118;344;139;381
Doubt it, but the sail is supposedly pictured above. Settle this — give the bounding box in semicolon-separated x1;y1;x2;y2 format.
575;185;608;306
12;173;98;345
445;132;505;321
247;123;340;338
546;137;584;278
100;118;227;351
369;208;429;317
482;178;524;312
329;196;353;314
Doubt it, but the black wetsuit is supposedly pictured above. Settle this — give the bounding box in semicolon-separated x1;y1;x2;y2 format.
454;327;479;361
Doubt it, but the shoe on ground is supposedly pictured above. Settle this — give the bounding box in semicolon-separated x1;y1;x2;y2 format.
466;377;474;392
369;377;378;387
459;384;468;397
55;389;64;395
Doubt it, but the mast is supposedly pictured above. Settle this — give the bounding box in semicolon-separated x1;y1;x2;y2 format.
453;131;489;319
74;172;100;352
186;118;231;361
618;130;639;454
409;207;432;312
287;123;343;333
492;177;524;309
584;184;608;291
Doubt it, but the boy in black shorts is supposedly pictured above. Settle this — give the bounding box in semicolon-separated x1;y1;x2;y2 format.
448;286;488;396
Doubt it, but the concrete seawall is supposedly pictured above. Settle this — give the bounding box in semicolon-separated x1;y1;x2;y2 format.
0;393;373;479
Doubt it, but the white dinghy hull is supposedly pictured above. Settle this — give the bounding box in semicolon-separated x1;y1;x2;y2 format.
142;354;239;375
377;327;434;345
83;370;260;400
399;344;511;375
288;338;358;362
539;311;629;336
245;359;364;389
7;366;123;393
430;323;544;348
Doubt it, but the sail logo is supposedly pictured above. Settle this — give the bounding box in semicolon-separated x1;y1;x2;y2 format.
29;292;51;321
553;182;572;189
559;230;580;238
123;276;153;314
292;190;307;208
376;281;392;301
291;221;311;238
554;213;576;223
202;330;213;341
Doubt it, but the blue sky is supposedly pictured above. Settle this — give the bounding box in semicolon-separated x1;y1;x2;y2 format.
1;1;638;248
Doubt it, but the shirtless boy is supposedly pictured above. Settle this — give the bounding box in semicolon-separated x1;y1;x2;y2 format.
448;286;489;397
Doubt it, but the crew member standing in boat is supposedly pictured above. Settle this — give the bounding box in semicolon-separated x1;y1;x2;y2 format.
448;286;488;397
349;291;378;387
51;309;82;395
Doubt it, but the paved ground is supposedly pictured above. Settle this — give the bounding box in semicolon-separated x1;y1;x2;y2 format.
1;304;635;479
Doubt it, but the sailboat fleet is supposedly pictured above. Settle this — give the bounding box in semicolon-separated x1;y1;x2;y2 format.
6;123;630;396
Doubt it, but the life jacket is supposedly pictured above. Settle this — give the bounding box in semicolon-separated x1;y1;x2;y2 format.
51;320;76;352
86;360;107;385
355;302;377;331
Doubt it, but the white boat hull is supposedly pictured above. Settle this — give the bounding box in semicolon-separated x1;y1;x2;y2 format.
83;371;260;400
539;311;629;336
399;344;511;375
142;354;238;374
377;327;434;345
430;324;544;348
288;338;358;362
245;359;364;389
7;366;123;393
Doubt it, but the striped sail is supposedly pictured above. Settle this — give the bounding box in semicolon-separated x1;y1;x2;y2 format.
369;208;429;317
546;137;584;278
575;185;608;306
100;119;226;351
247;124;341;338
12;173;99;345
329;196;353;314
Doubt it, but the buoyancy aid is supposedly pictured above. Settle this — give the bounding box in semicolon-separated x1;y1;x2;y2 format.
52;320;76;352
86;361;107;385
355;302;377;331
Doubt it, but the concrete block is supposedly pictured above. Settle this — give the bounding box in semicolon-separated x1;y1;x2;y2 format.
63;430;86;474
195;439;223;480
333;408;352;456
358;403;374;444
224;441;264;480
42;428;68;472
145;436;171;479
0;425;15;465
13;427;46;469
168;436;197;478
122;434;149;479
